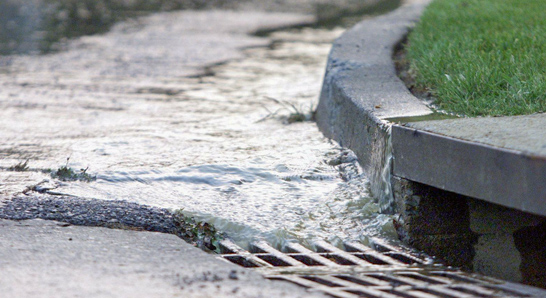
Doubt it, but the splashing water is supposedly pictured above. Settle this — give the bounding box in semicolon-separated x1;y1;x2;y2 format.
0;11;397;249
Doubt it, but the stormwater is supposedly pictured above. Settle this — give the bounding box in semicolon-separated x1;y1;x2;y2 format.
56;27;396;249
0;1;400;250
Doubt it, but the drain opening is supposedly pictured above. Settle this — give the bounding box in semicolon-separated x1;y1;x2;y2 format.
223;255;260;268
290;254;328;266
324;253;358;265
256;254;293;266
248;243;268;253
218;239;546;298
354;253;390;265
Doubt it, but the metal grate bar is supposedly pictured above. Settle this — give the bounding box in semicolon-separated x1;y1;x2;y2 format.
219;238;245;254
314;240;389;267
340;286;415;298
250;240;306;267
344;241;407;266
402;290;444;298
365;272;432;287
429;271;486;284
314;275;448;298
271;276;361;298
418;285;485;298
285;242;341;267
218;239;273;267
333;274;390;287
396;272;451;285
371;238;427;265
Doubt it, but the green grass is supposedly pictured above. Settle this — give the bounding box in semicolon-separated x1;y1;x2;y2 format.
406;0;546;116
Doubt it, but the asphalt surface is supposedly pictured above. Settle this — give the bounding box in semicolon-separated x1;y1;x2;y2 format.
0;195;206;244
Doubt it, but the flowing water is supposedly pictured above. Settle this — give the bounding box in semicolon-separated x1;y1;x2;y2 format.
0;2;398;249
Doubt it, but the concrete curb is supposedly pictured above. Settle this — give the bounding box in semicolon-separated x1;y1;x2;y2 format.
316;0;546;285
316;0;432;212
393;118;546;216
316;0;546;216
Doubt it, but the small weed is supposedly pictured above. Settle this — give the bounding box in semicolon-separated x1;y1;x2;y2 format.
258;96;316;124
172;210;224;252
8;159;30;172
287;111;307;124
50;157;96;182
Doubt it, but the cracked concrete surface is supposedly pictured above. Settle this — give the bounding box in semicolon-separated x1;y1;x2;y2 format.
0;219;327;298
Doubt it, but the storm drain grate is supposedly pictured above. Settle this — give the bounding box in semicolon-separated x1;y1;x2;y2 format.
218;238;545;298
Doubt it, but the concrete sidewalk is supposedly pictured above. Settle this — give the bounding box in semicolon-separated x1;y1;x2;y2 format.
0;218;326;298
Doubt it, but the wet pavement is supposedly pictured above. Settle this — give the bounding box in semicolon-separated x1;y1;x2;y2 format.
2;1;546;296
0;2;396;249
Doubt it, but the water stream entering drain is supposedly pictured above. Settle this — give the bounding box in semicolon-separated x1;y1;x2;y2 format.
0;1;403;250
52;26;398;249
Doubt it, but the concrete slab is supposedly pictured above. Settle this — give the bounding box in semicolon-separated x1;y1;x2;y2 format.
392;114;546;216
0;218;326;298
402;114;546;156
